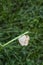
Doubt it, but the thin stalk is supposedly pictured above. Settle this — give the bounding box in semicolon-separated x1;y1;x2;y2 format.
2;31;29;47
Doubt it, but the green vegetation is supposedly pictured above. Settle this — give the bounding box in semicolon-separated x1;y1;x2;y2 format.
0;0;43;65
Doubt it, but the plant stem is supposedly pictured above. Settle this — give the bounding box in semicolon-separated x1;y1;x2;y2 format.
3;31;29;47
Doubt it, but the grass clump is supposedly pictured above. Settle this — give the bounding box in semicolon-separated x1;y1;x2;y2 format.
0;0;43;65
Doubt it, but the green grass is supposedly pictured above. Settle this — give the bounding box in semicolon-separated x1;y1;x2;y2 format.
0;0;43;65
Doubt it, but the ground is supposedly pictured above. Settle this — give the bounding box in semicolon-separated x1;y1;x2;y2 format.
0;0;43;65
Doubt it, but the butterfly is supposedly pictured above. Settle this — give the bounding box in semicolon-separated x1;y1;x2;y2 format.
18;35;30;46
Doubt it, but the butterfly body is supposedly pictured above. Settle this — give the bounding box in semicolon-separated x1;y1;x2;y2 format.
18;35;30;46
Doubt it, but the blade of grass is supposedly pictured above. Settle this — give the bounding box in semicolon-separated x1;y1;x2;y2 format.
2;31;29;47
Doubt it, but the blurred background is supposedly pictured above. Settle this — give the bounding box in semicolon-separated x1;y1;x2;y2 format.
0;0;43;65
